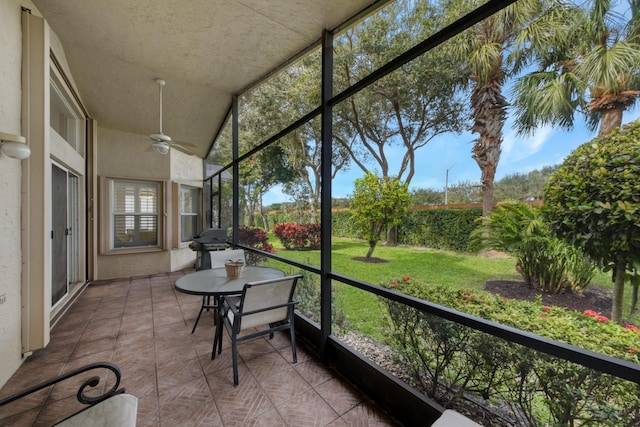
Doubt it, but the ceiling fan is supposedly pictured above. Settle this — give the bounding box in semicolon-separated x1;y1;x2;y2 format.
149;78;196;155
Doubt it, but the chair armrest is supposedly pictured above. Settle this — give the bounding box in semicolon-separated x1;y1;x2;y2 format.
221;295;241;316
0;362;124;408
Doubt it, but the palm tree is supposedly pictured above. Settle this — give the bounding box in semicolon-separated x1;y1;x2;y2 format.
450;0;568;216
512;0;640;136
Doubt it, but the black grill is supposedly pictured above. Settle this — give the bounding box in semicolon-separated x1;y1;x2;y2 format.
189;228;230;270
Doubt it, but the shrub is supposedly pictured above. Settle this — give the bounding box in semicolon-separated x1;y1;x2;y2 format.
237;226;275;265
266;207;483;251
380;278;640;426
471;202;596;293
273;223;321;250
290;268;347;331
350;173;410;258
399;208;481;251
544;119;640;323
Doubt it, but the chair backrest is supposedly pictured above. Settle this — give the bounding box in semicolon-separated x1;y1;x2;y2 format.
236;275;301;331
209;249;245;269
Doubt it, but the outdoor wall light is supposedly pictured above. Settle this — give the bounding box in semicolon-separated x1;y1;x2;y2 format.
0;132;31;160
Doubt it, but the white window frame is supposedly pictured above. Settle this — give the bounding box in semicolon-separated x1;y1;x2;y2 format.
101;177;166;254
179;184;202;243
49;69;85;156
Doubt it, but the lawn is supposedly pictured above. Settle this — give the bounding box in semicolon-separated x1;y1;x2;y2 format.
265;234;637;339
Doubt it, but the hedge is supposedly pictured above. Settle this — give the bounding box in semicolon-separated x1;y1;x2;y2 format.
381;278;640;426
258;207;482;251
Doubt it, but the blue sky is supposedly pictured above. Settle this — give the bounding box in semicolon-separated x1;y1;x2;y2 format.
261;0;639;207
263;106;640;206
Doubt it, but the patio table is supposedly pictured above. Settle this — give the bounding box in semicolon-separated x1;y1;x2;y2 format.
174;266;285;329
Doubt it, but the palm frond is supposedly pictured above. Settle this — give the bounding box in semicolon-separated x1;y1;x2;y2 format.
511;71;587;135
578;41;640;94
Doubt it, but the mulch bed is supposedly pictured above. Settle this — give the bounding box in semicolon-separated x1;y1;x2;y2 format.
485;280;612;318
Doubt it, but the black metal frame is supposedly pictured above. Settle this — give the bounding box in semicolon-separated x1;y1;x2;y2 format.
0;362;125;423
202;0;640;424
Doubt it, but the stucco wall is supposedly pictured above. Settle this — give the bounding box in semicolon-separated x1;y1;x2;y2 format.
0;0;32;388
171;149;203;271
96;127;202;279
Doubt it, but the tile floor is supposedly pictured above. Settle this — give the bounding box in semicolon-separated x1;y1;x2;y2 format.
0;270;401;427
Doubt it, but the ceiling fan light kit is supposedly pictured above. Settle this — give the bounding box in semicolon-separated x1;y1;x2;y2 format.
151;140;170;154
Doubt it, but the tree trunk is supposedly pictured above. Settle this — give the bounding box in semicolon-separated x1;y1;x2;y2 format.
259;197;269;231
309;197;317;224
246;208;255;227
611;262;626;324
598;107;623;135
630;275;639;316
386;225;398;246
470;81;507;217
366;240;377;258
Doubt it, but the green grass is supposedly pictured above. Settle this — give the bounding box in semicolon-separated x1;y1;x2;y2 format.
265;234;639;338
267;234;520;339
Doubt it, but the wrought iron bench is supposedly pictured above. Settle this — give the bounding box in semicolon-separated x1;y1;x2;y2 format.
0;362;137;426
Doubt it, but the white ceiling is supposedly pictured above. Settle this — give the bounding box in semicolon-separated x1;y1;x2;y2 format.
32;0;378;158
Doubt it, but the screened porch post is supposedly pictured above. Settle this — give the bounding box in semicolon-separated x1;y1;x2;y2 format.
231;95;239;246
320;29;334;360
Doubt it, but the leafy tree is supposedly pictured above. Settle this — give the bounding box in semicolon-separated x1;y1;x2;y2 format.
513;0;640;136
239;147;296;229
450;0;570;216
334;0;468;244
410;188;444;206
544;119;640;323
493;165;558;202
209;111;297;229
241;51;351;223
350;172;410;258
445;180;483;204
334;0;467;186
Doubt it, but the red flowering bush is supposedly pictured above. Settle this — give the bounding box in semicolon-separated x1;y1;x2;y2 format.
625;324;640;333
273;223;321;250
237;226;275;265
583;309;610;323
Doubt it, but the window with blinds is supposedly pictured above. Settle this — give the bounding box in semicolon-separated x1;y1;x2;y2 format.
180;185;201;242
112;180;159;248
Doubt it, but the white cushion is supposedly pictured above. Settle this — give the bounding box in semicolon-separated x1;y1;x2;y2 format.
431;409;482;427
56;393;138;427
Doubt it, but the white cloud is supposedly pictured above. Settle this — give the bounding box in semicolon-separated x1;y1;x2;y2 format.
502;125;553;163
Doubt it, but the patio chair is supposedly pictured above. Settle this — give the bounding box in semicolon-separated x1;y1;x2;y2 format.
191;248;245;333
212;275;302;385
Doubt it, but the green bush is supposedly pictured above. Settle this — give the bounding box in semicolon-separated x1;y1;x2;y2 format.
544;119;640;323
332;210;361;238
288;268;347;331
380;278;640;426
265;206;482;251
471;202;596;293
398;208;481;251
